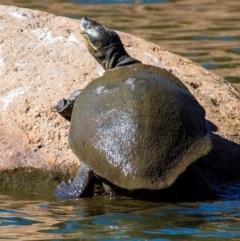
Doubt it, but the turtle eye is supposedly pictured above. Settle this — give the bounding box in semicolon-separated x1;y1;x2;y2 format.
86;22;94;29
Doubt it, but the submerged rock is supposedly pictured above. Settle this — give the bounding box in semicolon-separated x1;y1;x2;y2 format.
0;5;239;198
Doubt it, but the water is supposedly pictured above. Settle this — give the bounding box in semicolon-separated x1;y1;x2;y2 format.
1;193;240;240
0;0;240;240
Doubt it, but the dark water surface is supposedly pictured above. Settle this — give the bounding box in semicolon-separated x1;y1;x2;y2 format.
0;0;240;240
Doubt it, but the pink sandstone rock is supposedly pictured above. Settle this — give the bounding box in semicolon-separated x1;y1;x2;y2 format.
0;5;239;196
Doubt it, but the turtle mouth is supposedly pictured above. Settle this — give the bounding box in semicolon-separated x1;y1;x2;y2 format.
80;29;97;52
80;26;87;35
80;26;87;34
80;18;87;35
79;27;88;43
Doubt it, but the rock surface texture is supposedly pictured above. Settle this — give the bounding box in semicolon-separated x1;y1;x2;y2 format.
0;5;239;196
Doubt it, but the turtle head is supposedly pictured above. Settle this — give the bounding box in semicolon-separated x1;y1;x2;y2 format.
80;17;121;53
80;17;140;70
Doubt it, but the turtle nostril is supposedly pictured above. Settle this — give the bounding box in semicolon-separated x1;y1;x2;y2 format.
81;17;87;27
82;17;90;24
81;17;94;30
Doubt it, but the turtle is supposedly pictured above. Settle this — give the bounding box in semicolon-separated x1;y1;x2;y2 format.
52;17;212;200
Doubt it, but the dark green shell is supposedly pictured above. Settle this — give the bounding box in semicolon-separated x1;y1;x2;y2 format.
69;64;212;190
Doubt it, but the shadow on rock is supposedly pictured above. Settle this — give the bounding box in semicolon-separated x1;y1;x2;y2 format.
192;131;240;199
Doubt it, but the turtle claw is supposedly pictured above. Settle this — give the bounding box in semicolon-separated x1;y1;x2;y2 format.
52;98;73;121
52;89;82;121
53;164;96;200
53;180;79;200
52;98;67;113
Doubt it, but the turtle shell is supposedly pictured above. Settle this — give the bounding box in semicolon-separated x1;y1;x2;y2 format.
69;63;212;190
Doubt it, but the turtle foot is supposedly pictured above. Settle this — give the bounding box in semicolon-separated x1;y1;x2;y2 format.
52;98;72;121
52;89;82;121
53;180;79;200
53;164;94;200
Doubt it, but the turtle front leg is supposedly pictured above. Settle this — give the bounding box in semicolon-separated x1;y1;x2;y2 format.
52;89;82;121
53;163;104;199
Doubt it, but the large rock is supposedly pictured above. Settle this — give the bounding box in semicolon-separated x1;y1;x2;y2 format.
0;5;239;196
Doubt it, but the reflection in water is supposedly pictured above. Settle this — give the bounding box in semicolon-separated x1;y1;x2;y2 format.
1;193;240;240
